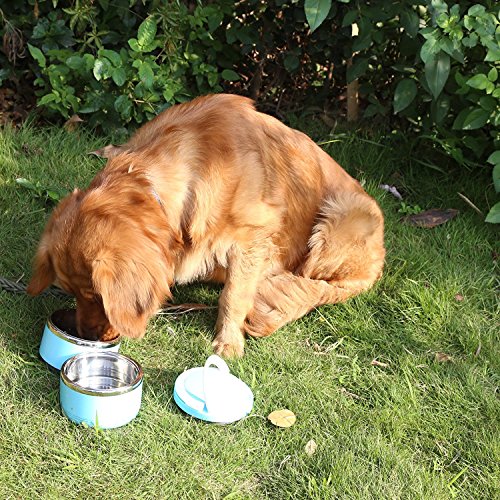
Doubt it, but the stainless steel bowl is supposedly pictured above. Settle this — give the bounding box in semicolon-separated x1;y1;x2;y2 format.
48;309;120;348
61;352;143;396
60;352;144;428
40;309;120;370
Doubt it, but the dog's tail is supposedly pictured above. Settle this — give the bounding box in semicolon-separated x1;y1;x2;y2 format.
299;190;385;284
245;190;385;338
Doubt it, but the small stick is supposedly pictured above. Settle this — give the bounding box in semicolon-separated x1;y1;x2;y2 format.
156;303;216;315
457;192;483;216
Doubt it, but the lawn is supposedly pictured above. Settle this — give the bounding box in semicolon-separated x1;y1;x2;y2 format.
0;121;498;499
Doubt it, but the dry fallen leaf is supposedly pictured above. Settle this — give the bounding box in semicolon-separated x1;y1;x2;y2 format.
305;439;317;456
268;409;296;428
63;114;83;132
402;208;459;228
435;352;452;363
371;359;389;368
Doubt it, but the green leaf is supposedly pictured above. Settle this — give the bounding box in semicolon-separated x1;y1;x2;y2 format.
425;51;450;99
38;93;57;105
450;4;459;17
468;5;485;17
462;108;490;130
138;62;154;88
493;163;500;193
16;178;37;191
487;151;500;166
462;135;486;158
452;107;473;130
83;53;95;72
207;72;218;87
128;38;140;52
93;59;105;81
479;96;496;112
284;55;300;72
347;57;368;83
137;16;157;49
46;190;62;201
393;79;417;113
462;34;478;48
436;12;448;29
28;44;46;68
400;9;419;38
488;67;498;82
431;94;450;123
221;69;240;81
420;36;439;64
364;104;382;118
112;67;126;86
485;201;500;223
438;38;464;64
341;10;357;27
206;8;223;32
485;45;500;62
467;74;490;90
304;0;332;32
79;100;101;113
114;95;132;119
66;55;84;71
100;49;121;68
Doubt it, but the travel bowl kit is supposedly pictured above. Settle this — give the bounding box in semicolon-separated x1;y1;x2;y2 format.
39;308;253;429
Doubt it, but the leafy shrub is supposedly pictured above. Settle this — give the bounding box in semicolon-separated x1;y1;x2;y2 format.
21;1;240;130
309;0;500;222
0;0;498;220
1;0;348;128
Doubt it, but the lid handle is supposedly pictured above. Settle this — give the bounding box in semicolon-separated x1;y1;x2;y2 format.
203;355;230;415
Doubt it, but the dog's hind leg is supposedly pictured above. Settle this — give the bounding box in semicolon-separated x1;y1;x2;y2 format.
244;192;385;338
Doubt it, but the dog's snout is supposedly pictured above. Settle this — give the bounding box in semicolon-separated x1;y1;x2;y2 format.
78;324;105;341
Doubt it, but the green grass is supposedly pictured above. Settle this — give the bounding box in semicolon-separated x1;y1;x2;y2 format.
0;122;498;499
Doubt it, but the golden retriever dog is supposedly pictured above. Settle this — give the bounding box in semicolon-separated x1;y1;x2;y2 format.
27;94;385;357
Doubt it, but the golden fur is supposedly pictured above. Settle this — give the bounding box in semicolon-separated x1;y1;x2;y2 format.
28;94;385;357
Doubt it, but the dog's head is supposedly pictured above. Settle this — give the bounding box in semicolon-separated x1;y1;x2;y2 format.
27;176;175;341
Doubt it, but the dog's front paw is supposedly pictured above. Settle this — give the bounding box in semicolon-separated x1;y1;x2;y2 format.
212;332;245;359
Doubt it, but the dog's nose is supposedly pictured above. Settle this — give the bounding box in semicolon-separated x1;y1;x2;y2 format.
78;324;104;341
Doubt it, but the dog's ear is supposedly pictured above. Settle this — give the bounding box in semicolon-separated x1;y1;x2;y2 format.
26;241;55;296
27;189;83;296
89;144;125;159
92;251;171;339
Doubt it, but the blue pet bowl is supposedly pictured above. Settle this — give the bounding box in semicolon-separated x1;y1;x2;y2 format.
60;352;143;429
39;309;120;370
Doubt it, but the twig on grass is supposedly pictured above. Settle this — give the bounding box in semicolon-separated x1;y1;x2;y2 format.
457;192;483;216
156;303;216;315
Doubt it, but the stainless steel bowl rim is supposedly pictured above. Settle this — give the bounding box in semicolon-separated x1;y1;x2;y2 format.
47;315;121;348
60;352;143;397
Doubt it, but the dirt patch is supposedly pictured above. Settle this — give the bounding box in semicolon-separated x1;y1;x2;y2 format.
0;83;36;126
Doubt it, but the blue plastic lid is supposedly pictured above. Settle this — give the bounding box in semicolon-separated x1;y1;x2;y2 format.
173;355;253;424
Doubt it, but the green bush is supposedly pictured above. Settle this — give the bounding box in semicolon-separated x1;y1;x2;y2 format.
0;0;498;220
310;0;500;221
0;0;349;127
20;1;239;130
